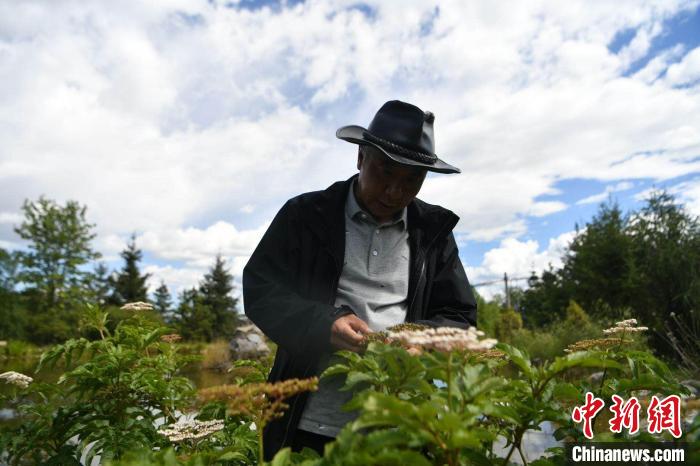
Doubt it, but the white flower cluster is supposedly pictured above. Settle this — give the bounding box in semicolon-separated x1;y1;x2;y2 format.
603;318;648;335
120;301;154;311
0;371;33;388
388;326;498;353
159;419;225;442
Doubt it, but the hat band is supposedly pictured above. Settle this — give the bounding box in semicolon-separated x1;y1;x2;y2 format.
363;132;437;165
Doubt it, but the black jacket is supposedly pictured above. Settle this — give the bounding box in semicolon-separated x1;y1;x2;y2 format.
243;175;477;459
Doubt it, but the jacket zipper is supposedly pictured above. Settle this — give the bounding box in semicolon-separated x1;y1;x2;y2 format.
407;220;453;320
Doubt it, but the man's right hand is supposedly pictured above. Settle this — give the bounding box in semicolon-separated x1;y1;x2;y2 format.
330;314;370;352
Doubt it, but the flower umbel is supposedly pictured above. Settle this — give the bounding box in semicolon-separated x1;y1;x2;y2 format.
120;301;154;311
161;334;182;344
565;337;625;353
603;319;648;335
198;377;318;426
387;326;497;354
159;419;225;443
0;371;33;388
566;318;647;353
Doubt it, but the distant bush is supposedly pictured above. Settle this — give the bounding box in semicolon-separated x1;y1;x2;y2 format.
1;340;40;358
201;340;232;372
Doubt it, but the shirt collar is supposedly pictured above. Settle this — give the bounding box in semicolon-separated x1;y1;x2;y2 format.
345;179;407;230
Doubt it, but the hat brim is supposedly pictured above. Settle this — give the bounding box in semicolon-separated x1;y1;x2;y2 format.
336;125;461;174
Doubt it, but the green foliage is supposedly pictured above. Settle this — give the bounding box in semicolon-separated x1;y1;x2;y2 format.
109;234;151;306
307;328;690;466
85;262;113;306
520;267;569;327
510;301;604;362
154;281;174;320
521;191;700;366
495;308;522;342
1;305;196;464
199;255;239;340
0;260;27;339
1;305;695;465
475;291;499;337
175;288;216;341
562;200;637;316
626;191;700;362
13;196;101;312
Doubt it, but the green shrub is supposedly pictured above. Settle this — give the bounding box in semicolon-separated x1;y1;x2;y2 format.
495;307;523;342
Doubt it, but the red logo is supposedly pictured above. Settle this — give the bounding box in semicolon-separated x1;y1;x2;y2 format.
572;392;605;439
609;394;641;434
572;393;683;438
647;395;682;438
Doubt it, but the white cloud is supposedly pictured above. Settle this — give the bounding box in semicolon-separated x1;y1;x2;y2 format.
143;264;206;297
664;45;700;87
0;212;22;225
2;0;700;298
528;201;568;217
632;44;685;84
674;178;700;216
470;230;578;299
576;181;635;205
136;220;269;268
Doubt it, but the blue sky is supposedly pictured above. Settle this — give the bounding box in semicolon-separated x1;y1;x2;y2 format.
1;0;699;302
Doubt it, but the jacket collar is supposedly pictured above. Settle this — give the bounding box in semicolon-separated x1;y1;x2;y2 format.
306;174;459;246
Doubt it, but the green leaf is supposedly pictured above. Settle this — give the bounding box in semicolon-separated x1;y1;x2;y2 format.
545;351;623;378
497;343;535;380
270;447;292;466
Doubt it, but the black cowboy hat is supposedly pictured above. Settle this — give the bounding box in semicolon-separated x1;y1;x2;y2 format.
336;100;460;174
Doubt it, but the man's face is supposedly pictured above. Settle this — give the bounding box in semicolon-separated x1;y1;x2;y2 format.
355;145;427;224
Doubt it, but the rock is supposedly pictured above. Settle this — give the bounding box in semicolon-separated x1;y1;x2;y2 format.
229;318;271;359
588;371;604;384
680;380;700;397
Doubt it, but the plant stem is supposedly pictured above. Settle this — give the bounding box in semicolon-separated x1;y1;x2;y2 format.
502;426;525;466
592;330;626;432
257;421;265;466
517;445;528;466
447;352;453;412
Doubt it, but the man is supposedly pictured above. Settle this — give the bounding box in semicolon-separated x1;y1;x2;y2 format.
243;100;477;460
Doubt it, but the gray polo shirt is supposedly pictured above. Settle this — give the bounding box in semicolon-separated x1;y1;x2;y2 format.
297;180;410;437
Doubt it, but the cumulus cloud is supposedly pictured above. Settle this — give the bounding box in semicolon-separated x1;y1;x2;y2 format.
2;0;700;299
675;178;700;216
576;181;635;205
136;221;268;268
0;212;22;225
470;230;578;298
664;45;700;87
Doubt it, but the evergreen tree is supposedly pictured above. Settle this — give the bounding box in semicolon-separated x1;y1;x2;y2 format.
199;254;238;338
560;200;636;317
109;234;150;305
14;196;101;311
0;248;25;339
174;287;215;341
85;262;111;306
626;191;700;359
153;281;173;321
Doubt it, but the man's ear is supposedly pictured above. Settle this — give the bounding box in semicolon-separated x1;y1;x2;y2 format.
357;146;364;170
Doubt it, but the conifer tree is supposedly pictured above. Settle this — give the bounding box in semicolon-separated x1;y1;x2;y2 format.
109;234;150;305
86;262;111;306
153;281;173;321
199;254;238;338
174;287;214;341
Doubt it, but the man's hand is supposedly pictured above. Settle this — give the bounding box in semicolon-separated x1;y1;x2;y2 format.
330;314;370;352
